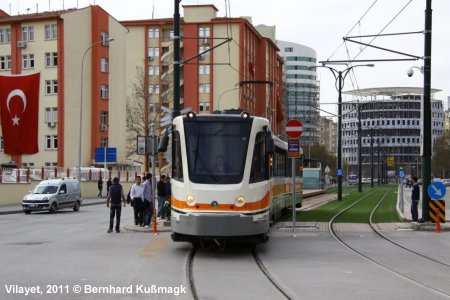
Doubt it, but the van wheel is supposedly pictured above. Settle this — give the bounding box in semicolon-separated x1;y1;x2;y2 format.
73;201;81;212
49;202;57;213
24;210;31;214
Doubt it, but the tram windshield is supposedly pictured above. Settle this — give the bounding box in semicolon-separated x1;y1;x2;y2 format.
184;119;252;184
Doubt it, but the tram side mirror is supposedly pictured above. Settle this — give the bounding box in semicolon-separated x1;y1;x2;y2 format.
158;135;169;153
265;137;275;155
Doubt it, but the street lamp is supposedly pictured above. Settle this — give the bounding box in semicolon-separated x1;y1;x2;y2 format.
77;38;114;183
312;64;374;200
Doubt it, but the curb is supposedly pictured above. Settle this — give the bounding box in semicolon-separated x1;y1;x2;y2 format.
124;222;172;233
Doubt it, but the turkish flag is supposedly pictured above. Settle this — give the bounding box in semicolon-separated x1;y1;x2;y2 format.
0;73;40;155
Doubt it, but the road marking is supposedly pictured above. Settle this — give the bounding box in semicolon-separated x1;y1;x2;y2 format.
139;236;170;258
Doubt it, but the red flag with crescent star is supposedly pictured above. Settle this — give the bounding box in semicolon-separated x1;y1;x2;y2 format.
0;73;40;155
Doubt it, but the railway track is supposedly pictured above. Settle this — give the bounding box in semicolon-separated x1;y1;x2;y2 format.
185;243;293;300
329;187;450;298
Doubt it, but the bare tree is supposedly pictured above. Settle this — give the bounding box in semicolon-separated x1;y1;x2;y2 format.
126;67;161;166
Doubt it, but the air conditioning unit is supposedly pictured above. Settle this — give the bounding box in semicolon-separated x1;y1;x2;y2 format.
199;55;205;60
148;56;154;61
47;122;56;128
101;124;108;131
17;41;27;48
201;38;209;45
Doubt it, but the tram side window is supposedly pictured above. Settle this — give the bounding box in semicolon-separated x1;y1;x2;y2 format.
250;132;269;183
172;131;183;181
274;149;287;177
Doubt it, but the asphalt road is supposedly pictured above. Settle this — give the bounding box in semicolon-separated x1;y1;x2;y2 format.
1;203;450;300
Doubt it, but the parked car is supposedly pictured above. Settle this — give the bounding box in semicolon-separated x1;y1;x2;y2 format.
22;178;82;214
441;179;450;187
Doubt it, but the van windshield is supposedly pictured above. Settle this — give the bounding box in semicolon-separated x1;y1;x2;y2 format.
33;185;58;194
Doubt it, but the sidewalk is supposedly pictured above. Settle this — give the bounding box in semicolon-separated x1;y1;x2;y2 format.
396;184;450;231
0;197;105;215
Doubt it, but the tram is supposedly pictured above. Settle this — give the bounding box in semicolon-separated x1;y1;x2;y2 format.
159;111;302;244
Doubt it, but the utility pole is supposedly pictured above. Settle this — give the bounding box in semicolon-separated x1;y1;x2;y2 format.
173;0;181;120
421;0;432;222
357;103;362;192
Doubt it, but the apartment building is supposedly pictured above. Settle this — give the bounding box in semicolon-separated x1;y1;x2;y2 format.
121;4;284;143
277;40;319;146
0;6;128;170
319;116;337;155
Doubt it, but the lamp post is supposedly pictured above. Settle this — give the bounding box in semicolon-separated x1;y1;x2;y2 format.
77;38;114;183
312;64;374;200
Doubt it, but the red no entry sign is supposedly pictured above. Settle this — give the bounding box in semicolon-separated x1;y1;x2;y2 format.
286;120;303;139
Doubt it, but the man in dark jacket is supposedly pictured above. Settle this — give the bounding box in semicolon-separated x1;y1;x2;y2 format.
410;176;420;222
106;177;126;233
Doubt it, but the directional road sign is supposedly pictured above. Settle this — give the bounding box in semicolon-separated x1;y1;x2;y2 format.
428;181;446;200
285;120;303;139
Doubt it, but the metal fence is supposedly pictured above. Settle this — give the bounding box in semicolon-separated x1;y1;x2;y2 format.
0;167;143;184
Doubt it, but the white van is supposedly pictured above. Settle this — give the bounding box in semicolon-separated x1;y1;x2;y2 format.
22;178;82;214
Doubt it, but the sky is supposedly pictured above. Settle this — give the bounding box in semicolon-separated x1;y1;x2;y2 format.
3;0;450;116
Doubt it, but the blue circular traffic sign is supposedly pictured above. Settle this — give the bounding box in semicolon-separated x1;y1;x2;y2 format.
428;181;446;200
336;169;343;176
398;170;405;178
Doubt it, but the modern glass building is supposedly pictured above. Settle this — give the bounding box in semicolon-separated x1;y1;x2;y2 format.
278;40;319;146
342;87;444;180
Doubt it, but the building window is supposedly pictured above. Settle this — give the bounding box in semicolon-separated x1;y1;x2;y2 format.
44;24;57;40
45;135;58;149
199;65;210;75
22;162;35;168
45;107;58;124
100;112;108;127
0;136;3;151
21;26;34;41
45;80;58;95
199;101;210;112
199;46;210;56
45;52;58;67
100;137;108;148
198;27;210;38
101;31;110;46
198;83;210;94
100;85;109;99
0;28;11;43
100;58;109;72
148;28;159;38
148;47;159;60
22;54;35;69
284;47;293;52
0;55;11;70
149;84;160;95
148;65;159;76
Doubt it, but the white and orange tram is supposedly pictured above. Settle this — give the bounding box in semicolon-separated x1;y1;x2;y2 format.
159;111;302;244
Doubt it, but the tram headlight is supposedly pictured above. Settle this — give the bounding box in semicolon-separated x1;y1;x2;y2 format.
186;195;196;206
240;111;250;119
235;196;245;207
187;111;196;118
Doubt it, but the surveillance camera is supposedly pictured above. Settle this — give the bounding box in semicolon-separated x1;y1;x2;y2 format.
407;68;414;77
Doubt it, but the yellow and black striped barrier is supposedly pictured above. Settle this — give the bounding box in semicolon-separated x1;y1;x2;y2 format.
429;200;445;224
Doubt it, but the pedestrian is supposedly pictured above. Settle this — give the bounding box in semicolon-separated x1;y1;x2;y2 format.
130;176;145;226
106;178;112;193
157;175;166;219
411;176;420;222
164;176;171;216
97;177;103;198
106;177;126;233
142;173;153;227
